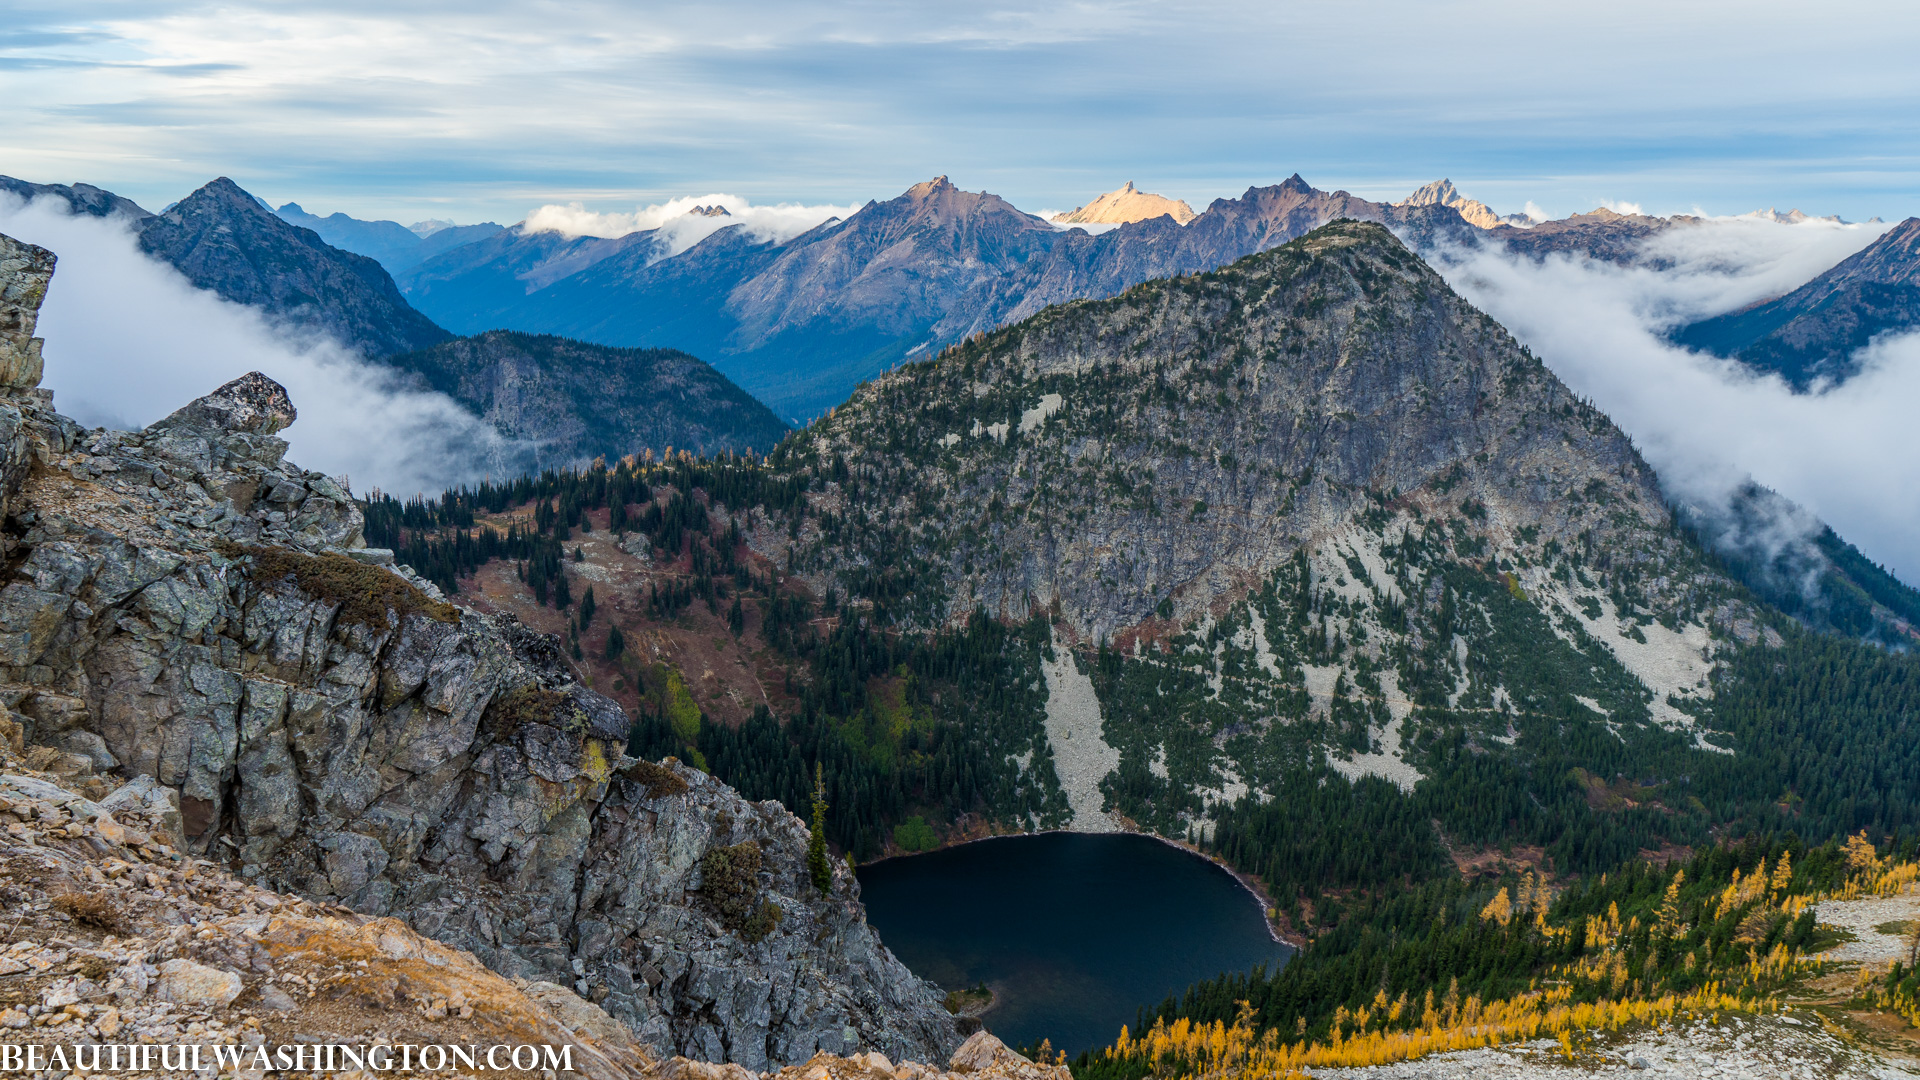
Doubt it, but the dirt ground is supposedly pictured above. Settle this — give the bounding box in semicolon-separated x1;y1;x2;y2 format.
451;506;814;728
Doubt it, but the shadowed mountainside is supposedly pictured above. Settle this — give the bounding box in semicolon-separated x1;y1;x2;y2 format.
1672;216;1920;387
386;329;791;464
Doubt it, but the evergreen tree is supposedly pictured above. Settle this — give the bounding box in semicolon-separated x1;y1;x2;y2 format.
605;624;626;661
581;586;596;628
729;596;745;637
809;763;833;896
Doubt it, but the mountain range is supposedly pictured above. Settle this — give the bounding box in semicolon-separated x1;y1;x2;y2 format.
1;174;788;461
8;176;1920;1075
394;175;1494;420
275;200;505;273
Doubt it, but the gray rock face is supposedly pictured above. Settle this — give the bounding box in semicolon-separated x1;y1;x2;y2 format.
0;230;961;1068
786;220;1676;639
149;371;297;436
0;234;53;392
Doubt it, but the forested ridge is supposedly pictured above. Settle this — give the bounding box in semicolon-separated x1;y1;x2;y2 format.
1073;832;1912;1075
362;452;1920;904
354;220;1920;1071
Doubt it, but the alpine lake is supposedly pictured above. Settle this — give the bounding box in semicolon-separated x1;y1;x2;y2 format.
856;832;1293;1056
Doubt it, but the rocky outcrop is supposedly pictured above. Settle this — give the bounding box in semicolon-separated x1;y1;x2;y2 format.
1051;182;1197;226
0;234;963;1068
0;234;53;393
0;723;1043;1080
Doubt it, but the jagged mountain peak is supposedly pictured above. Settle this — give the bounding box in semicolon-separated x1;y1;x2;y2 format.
173;175;261;213
1396;178;1510;229
1399;178;1463;205
792;218;1675;641
907;174;956;197
137;176;452;358
1051;181;1197;226
885;175;1037;224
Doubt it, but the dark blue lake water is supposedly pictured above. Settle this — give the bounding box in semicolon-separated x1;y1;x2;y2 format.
856;832;1292;1056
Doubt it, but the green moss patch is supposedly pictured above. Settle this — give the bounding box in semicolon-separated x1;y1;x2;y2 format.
621;757;690;799
485;684;572;738
221;542;458;628
701;839;782;943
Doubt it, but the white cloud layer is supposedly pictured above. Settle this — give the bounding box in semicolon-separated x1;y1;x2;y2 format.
0;195;529;498
1426;215;1920;579
522;193;862;255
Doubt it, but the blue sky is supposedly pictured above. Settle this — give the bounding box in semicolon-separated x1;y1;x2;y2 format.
5;0;1919;225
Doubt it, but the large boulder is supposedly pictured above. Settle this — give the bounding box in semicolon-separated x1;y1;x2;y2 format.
147;370;297;436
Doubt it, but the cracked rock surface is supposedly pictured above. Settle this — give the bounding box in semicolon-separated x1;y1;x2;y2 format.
0;231;961;1069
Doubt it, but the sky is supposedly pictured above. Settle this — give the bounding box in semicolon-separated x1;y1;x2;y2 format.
5;0;1920;226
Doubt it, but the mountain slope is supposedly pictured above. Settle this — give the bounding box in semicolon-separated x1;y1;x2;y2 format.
754;220;1822;879
276;200;505;273
401;225;666;335
137;177;453;357
386;330;791;463
789;218;1689;640
1671;216;1920;387
0;175;151;220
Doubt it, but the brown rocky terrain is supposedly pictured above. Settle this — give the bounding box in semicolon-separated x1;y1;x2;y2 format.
0;722;1066;1080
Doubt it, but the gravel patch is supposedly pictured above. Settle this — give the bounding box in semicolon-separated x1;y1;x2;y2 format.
1815;893;1920;964
1039;636;1121;832
1316;1013;1913;1079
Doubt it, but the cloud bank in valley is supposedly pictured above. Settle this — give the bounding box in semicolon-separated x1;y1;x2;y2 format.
1427;214;1920;580
0;195;530;499
522;194;863;256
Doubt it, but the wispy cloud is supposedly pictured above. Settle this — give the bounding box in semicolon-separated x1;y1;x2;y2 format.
0;194;530;497
1426;214;1920;578
522;193;861;255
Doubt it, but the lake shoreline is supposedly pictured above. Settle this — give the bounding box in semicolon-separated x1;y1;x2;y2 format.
858;831;1294;1054
860;825;1301;948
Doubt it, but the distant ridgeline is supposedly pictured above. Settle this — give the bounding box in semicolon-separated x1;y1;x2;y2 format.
363;223;1920;933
